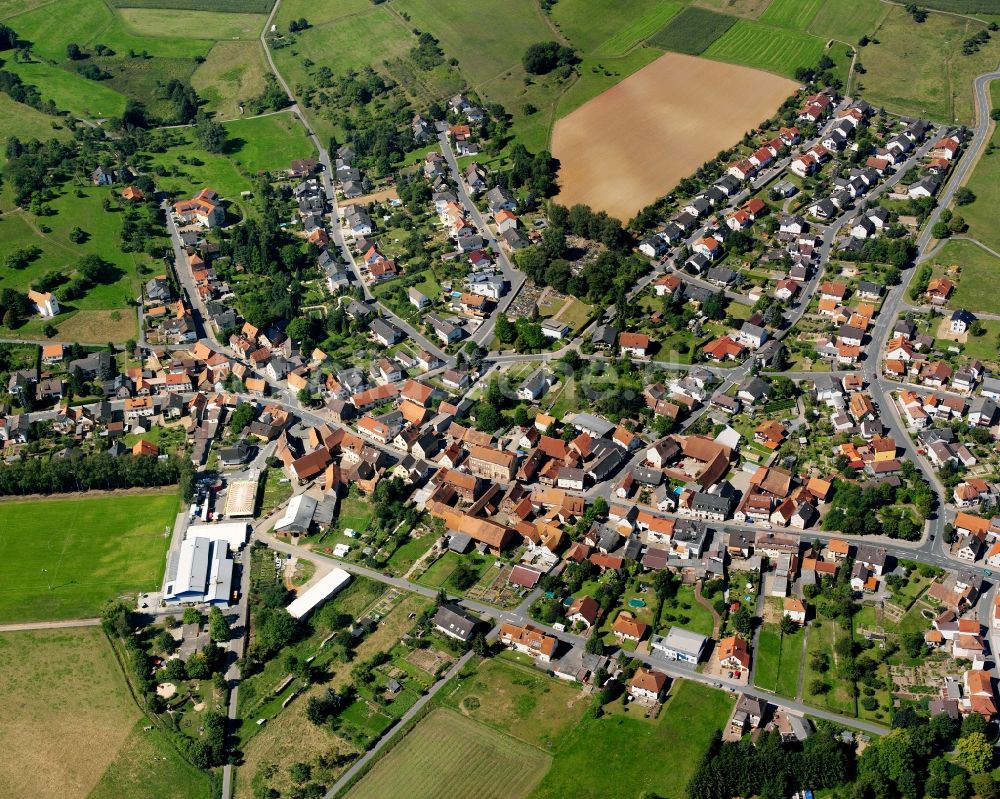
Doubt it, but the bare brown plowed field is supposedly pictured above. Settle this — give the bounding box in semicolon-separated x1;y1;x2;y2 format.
552;52;796;221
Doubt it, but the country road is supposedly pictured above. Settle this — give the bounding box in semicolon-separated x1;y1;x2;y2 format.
0;618;100;633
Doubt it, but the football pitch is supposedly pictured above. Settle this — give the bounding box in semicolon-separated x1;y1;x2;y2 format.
0;492;178;622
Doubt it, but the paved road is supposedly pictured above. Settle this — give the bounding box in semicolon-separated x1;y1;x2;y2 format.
435;127;526;348
0;618;100;632
163;201;211;343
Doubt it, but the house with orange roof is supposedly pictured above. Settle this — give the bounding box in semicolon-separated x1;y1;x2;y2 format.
629;667;668;702
717;635;750;670
702;336;745;362
612;611;648;642
133;439;159;457
499;623;556;662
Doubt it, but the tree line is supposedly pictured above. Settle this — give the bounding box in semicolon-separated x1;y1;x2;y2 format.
0;452;189;496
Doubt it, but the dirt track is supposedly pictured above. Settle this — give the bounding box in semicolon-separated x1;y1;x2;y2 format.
552;52;797;221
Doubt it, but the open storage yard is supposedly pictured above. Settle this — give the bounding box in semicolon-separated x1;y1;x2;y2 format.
0;492;178;622
0;627;211;799
552;52;796;220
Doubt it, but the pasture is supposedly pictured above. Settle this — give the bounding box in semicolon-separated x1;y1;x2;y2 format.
0;628;139;798
440;658;585;747
807;0;888;43
552;51;796;221
346;709;551;799
88;720;214;799
532;679;734;799
191;41;269;119
759;0;823;31
703;20;827;78
0;93;72;143
0;492;178;622
274;0;370;30
109;0;272;10
5;60;127;120
648;6;736;54
116;7;266;39
859;6;1000;124
957;89;1000;253
550;0;679;54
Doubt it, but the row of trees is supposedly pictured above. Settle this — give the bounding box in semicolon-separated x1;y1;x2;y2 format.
0;452;188;496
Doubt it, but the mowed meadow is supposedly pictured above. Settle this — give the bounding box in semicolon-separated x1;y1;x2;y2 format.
552;52;797;220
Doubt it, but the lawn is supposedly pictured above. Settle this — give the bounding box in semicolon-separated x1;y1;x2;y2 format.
5;60;128;120
116;7;266;39
802;618;856;716
0;491;178;622
336;490;374;534
531;679;734;799
760;0;823;31
703;20;826;78
950;319;1000;367
0;628;144;799
191;40;269;120
860;6;1000;124
386;533;436;576
89;720;214;799
140;129;256;207
417;551;461;588
648;7;737;55
932;239;1000;314
222;111;315;173
347;708;551;799
660;583;716;638
754;624;804;698
440;657;585;748
808;0;889;42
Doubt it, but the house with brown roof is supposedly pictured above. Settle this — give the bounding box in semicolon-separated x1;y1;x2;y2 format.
467;445;516;481
629;667;668;702
567;595;600;629
612;611;648;642
290;447;332;483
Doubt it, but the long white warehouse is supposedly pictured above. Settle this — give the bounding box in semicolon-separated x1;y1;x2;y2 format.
286;567;352;619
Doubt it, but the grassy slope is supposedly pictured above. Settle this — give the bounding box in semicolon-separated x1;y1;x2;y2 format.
0;93;73;142
958;82;1000;252
860;6;1000;124
0;492;178;622
191;40;269;120
808;0;889;42
5;60;128;119
0;628;140;798
115;7;265;39
551;0;678;53
931;239;1000;314
760;0;823;31
222;110;314;173
703;19;826;77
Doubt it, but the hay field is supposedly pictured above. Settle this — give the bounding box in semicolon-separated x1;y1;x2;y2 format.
552;51;796;221
0;628;139;798
346;709;551;799
0;492;177;622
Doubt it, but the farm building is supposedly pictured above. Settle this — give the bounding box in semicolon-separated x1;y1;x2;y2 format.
286;568;353;619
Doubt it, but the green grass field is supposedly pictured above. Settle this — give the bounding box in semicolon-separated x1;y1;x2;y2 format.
191;40;269;119
271;7;412;92
754;625;804;698
532;679;734;799
110;0;272;10
116;7;265;39
703;20;826;77
5;60;128;120
648;6;737;54
0;92;72;143
347;708;551;799
223;111;314;172
89;720;215;799
274;0;368;29
0;492;178;622
959;87;1000;252
860;6;1000;124
808;0;888;42
551;0;678;53
932;239;1000;314
802;619;856;716
592;2;682;56
440;658;585;747
760;0;823;31
0;627;209;799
